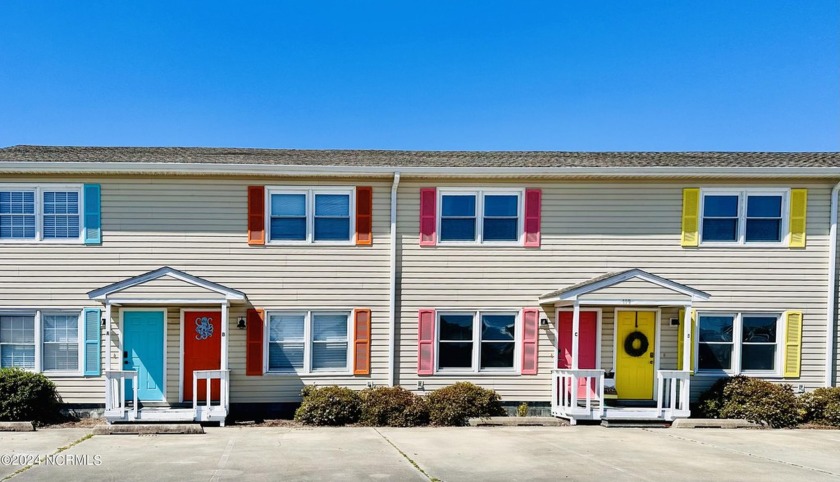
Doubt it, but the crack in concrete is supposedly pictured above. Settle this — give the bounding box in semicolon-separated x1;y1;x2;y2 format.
646;429;840;478
373;428;441;482
209;437;236;482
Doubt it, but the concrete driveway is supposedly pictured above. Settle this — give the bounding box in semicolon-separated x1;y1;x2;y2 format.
3;425;840;481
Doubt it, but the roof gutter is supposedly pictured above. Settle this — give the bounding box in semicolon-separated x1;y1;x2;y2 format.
2;161;840;179
828;181;840;387
388;171;401;387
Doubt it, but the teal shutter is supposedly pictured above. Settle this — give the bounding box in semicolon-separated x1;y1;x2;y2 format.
83;184;101;245
83;308;101;376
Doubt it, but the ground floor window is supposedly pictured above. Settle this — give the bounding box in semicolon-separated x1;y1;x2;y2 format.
266;310;350;374
697;312;780;375
437;311;518;373
0;311;81;373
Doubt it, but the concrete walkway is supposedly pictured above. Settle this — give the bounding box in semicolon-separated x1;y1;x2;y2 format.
3;426;840;481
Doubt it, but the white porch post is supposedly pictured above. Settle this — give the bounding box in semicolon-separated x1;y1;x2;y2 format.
571;300;580;370
104;302;112;371
682;303;693;372
220;302;229;420
220;302;229;371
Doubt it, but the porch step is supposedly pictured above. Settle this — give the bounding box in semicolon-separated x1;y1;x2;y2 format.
94;424;204;435
601;419;670;428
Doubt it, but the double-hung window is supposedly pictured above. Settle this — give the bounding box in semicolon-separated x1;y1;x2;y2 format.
267;188;354;243
0;185;83;243
0;311;82;374
437;311;518;373
700;189;787;245
697;312;780;375
438;190;522;244
267;311;350;374
0;315;36;369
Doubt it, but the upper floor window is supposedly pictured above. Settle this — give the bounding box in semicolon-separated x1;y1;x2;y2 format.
697;312;780;375
438;189;522;244
0;185;83;243
267;188;354;244
701;189;787;245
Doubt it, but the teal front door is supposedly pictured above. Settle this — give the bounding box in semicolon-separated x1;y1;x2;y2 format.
123;310;165;401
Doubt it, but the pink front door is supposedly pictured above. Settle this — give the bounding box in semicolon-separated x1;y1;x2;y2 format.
557;311;598;397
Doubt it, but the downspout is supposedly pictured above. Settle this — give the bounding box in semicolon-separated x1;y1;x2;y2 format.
827;181;840;387
388;172;401;387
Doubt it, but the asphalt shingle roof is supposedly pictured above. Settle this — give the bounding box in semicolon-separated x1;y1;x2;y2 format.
1;145;839;168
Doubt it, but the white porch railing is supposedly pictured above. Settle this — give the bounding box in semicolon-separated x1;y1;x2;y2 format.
104;370;138;419
192;369;229;426
656;370;691;419
551;369;605;423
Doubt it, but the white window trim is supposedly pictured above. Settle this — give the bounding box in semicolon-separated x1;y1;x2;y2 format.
695;312;783;378
264;310;353;376
0;309;83;376
436;188;525;246
699;188;790;247
434;310;521;375
265;186;356;246
0;184;85;245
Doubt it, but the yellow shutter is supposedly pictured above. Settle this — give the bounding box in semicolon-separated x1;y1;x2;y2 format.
677;309;696;372
681;188;700;247
789;189;807;248
783;311;803;378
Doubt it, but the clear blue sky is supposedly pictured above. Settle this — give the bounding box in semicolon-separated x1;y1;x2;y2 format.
1;1;838;151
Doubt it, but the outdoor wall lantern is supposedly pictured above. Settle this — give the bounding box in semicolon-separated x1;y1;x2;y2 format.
237;316;246;330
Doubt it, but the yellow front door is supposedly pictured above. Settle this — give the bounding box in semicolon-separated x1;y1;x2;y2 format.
615;311;656;400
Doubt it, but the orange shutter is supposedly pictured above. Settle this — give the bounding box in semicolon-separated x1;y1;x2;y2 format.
521;308;540;374
356;187;373;245
246;309;264;376
353;308;371;375
248;186;266;245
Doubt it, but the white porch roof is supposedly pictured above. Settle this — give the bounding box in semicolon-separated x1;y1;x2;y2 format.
539;268;710;306
87;266;247;304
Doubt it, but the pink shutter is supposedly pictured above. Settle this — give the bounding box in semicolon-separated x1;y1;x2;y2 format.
419;188;437;246
417;309;436;375
524;189;541;247
521;307;540;375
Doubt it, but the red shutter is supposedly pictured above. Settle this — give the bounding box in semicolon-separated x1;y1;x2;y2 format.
248;186;266;246
524;189;541;247
417;309;435;375
353;308;371;375
419;188;437;246
356;187;373;246
521;308;540;375
246;308;264;376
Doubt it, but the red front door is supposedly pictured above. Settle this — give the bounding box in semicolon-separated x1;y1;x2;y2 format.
557;310;598;398
183;311;221;402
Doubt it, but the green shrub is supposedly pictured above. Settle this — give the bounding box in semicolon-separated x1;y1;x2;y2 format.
0;368;62;425
697;376;800;428
359;386;429;427
517;402;529;417
294;385;362;426
800;387;840;427
426;382;506;426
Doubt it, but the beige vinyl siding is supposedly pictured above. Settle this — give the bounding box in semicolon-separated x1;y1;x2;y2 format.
397;180;833;402
0;176;392;404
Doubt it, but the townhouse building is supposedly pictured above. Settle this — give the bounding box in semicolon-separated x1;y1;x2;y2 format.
0;146;837;425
